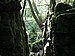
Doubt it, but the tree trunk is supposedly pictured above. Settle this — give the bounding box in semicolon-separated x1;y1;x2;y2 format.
0;0;29;56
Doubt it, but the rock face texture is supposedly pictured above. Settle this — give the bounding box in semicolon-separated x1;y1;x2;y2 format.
54;3;75;56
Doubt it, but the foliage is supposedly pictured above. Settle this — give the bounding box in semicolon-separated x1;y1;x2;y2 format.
20;0;75;56
20;0;49;54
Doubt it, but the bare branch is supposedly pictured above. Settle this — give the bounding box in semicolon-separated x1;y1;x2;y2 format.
27;0;42;29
